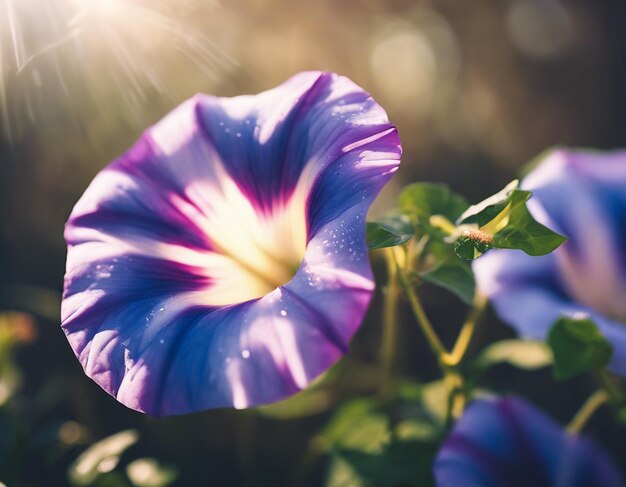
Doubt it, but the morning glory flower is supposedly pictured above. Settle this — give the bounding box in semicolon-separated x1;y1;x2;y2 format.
473;149;626;373
434;397;624;487
61;72;401;416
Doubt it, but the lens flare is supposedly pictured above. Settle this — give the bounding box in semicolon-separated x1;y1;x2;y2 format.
0;0;235;142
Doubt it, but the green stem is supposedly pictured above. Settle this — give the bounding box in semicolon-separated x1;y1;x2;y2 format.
379;248;400;398
566;389;610;434
392;241;487;422
409;235;430;269
443;370;466;428
596;369;623;405
392;248;449;361
428;215;458;236
442;293;487;367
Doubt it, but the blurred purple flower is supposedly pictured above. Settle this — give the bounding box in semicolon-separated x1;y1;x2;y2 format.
435;397;624;487
61;72;401;416
474;149;626;374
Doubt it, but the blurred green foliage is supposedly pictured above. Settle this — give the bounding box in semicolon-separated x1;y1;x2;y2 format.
549;318;613;380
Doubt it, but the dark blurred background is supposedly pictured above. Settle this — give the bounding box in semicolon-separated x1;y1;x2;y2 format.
1;0;626;485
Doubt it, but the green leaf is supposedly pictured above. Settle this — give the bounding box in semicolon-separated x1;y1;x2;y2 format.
457;180;519;227
395;379;450;428
322;400;432;487
491;190;567;256
321;399;389;454
414;239;476;303
394;380;448;442
366;215;414;250
255;388;334;419
256;364;335;419
399;183;468;221
548;317;613;380
256;358;380;419
326;441;436;487
419;380;449;426
68;430;139;486
0;362;21;407
419;260;475;305
394;419;440;443
475;339;553;371
454;234;493;260
455;180;566;259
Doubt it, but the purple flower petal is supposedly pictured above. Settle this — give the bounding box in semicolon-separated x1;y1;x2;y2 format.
62;72;401;415
474;148;626;374
434;397;624;487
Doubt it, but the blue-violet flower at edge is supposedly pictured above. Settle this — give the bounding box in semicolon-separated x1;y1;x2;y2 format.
435;396;624;487
473;148;626;374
